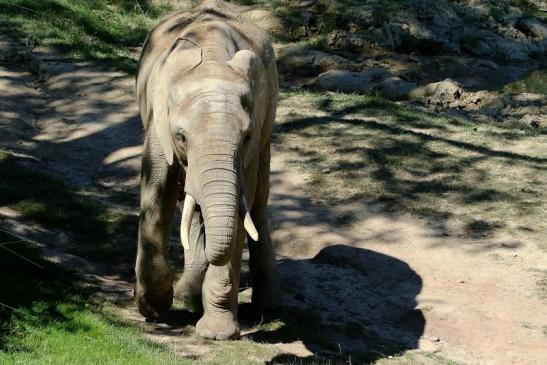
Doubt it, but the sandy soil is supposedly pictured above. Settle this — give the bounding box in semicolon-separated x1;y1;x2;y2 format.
1;35;546;364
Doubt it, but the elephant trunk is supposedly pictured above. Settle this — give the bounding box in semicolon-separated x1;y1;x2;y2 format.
196;140;239;266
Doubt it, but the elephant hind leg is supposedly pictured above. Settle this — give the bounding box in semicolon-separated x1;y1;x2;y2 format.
135;215;176;319
249;146;281;310
248;218;281;310
135;134;179;319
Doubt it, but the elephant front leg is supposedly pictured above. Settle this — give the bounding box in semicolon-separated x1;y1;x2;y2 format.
174;208;208;312
135;136;179;319
196;221;245;340
195;264;240;339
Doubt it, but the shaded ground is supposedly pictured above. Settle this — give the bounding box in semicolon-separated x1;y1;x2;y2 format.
1;7;546;365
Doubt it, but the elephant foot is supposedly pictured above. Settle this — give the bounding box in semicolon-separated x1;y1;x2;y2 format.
196;312;240;340
134;284;173;319
174;274;203;313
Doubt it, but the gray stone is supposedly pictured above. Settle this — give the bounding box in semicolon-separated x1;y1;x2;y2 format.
276;44;356;76
311;68;392;93
409;80;462;100
509;93;546;106
375;77;417;100
516;17;547;40
475;59;498;70
326;28;369;51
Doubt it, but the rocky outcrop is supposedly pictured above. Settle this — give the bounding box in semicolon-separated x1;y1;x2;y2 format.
309;68;392;93
262;0;547;64
374;77;417;101
410;80;546;127
275;44;359;78
242;0;545;127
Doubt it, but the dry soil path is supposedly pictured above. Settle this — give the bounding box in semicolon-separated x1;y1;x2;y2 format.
1;36;546;365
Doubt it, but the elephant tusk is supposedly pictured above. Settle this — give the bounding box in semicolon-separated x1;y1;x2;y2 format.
240;195;259;241
244;212;259;241
180;194;196;251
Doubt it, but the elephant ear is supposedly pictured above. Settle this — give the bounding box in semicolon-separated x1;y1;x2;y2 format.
149;38;202;165
227;49;265;87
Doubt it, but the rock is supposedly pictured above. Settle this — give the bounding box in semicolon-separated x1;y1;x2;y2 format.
509;93;546;106
501;14;520;28
516;17;547;40
276;44;357;77
347;4;379;28
529;0;547;11
375;77;417;100
409;79;462;101
495;39;533;62
326;30;367;51
428;80;463;103
475;59;498;70
310;68;392;93
520;114;544;127
298;0;316;8
460;30;531;63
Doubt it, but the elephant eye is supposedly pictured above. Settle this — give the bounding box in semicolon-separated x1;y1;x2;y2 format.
241;93;252;112
243;134;251;146
176;129;186;144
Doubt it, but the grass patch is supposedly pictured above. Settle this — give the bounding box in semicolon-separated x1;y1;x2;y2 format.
0;151;137;269
502;68;547;95
374;351;464;365
0;0;171;73
0;230;187;364
275;91;547;244
509;0;546;19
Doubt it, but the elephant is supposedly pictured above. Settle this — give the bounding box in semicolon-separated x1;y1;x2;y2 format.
134;0;280;340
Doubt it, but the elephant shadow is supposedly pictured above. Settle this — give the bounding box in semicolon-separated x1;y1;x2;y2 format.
239;244;425;364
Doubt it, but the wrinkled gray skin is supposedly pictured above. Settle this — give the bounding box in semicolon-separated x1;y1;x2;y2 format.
134;0;280;340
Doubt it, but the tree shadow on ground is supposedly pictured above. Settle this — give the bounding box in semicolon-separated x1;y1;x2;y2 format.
274;93;546;244
0;55;143;277
144;243;424;364
0;152;139;276
242;245;424;364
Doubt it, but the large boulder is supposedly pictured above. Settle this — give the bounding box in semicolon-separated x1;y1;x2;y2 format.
309;68;392;93
516;17;547;40
409;79;463;102
276;44;357;77
374;77;417;101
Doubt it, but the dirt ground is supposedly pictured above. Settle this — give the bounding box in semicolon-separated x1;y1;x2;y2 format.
1;35;546;364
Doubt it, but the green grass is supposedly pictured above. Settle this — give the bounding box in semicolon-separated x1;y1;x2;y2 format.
0;229;287;365
0;0;171;73
275;91;547;246
509;0;546;19
502;69;547;95
0;151;138;268
0;230;189;364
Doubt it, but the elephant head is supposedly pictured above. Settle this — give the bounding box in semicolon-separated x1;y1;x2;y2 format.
149;37;266;266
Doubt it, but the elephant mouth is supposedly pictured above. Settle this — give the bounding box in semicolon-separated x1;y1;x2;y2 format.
179;190;258;254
